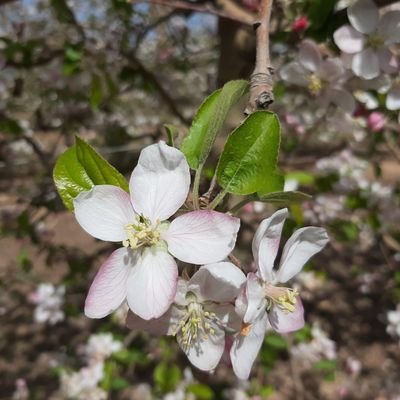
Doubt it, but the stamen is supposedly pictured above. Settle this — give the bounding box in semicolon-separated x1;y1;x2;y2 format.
123;216;161;249
264;283;299;314
240;323;252;337
308;74;323;96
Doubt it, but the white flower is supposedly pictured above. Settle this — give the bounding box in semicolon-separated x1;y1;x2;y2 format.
290;323;336;364
82;333;122;363
334;0;400;79
127;262;246;371
29;283;65;325
74;141;240;320
387;304;400;340
60;361;106;400
230;209;329;379
280;40;355;113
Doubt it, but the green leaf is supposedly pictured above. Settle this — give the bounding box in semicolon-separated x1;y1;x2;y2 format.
164;124;178;147
257;172;284;196
264;333;288;350
0;116;23;135
90;73;103;109
257;191;312;205
53;137;128;211
186;384;214;400
181;80;249;169
216;111;281;195
153;363;181;394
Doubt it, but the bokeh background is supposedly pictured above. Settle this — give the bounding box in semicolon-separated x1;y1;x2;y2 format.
1;0;400;399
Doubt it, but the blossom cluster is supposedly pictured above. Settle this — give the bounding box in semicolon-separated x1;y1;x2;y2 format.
72;142;329;379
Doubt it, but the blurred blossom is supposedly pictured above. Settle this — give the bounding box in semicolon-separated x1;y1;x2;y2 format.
284;178;299;192
291;323;336;364
112;302;129;326
60;361;106;400
81;333;122;363
367;111;386;132
346;356;362;376
293;270;324;294
12;379;29;400
241;0;260;12
387;305;400;341
280;40;355;114
29;283;65;325
292;16;310;33
303;195;346;224
334;0;400;79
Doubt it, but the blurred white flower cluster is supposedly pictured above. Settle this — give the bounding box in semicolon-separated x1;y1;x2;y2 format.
60;333;122;400
29;283;65;325
387;305;400;342
291;324;336;364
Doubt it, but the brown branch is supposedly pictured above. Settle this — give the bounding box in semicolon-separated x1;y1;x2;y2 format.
130;0;252;25
245;0;274;115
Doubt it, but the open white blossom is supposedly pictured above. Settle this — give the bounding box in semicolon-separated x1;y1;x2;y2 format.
387;305;400;341
127;262;245;372
230;209;329;379
74;141;239;320
81;333;122;363
334;0;400;79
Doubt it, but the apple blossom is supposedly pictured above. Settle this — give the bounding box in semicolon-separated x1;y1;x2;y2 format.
367;111;386;131
333;0;400;79
387;304;400;341
73;141;240;320
280;40;355;114
230;209;329;379
127;262;246;371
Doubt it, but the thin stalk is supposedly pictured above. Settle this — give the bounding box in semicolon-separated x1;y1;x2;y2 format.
207;189;228;210
192;163;204;209
229;197;254;214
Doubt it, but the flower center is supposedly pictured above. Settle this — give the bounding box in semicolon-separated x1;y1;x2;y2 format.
122;215;160;249
172;295;218;351
367;34;385;49
308;74;323;96
264;283;299;313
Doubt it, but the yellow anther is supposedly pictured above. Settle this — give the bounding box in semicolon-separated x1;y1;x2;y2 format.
308;74;323;96
123;216;161;249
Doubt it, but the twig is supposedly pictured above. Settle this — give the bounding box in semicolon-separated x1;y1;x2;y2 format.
130;0;252;25
245;0;274;114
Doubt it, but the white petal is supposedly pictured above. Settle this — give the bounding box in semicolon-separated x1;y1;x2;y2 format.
126;246;178;320
188;262;246;303
319;58;345;82
352;48;380;79
252;208;288;282
209;303;242;332
279;62;309;86
298;40;321;72
230;314;269;380
129;142;190;222
326;88;356;114
126;309;172;336
387;87;400;111
268;297;304;333
348;0;378;34
378;47;399;74
377;11;400;45
179;326;225;371
165;210;240;265
74;185;134;242
84;248;133;318
277;227;329;283
333;25;365;53
243;273;267;324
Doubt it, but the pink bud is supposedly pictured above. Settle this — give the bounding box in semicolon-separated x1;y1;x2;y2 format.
367;112;386;132
292;16;309;33
241;0;260;12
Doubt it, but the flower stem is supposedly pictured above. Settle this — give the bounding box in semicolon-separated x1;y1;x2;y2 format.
192;163;204;209
207;189;228;210
229;197;253;214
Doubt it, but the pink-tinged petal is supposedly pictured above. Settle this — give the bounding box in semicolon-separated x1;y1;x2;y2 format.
333;25;365;53
319;58;345;82
126;247;178;320
348;0;378;34
179;326;225;371
230;313;269;380
85;247;134;318
188;262;246;303
129;142;190;222
209;303;242;332
126;309;172;336
298;40;321;72
279;62;309;86
268;297;304;333
277;227;329;283
378;47;399;74
252;208;288;282
165;210;240;265
377;11;400;45
387;87;400;111
352;48;379;79
74;185;134;242
243;273;267;324
326;88;356;114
